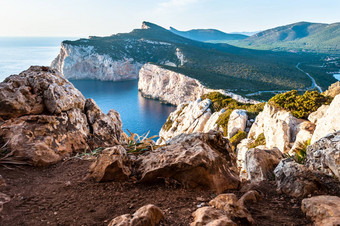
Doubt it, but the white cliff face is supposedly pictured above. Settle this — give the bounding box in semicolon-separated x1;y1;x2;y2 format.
248;103;311;153
138;63;258;106
227;110;248;139
51;43;143;81
311;94;340;144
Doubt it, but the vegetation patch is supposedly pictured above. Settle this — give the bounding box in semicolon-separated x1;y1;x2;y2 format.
248;133;266;149
123;130;159;155
162;116;173;132
201;92;265;136
268;90;333;119
229;130;247;150
290;139;311;164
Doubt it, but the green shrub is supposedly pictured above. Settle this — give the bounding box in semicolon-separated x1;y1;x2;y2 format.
201;92;265;136
162;116;173;131
291;139;311;164
268;90;332;119
248;133;266;149
229;131;247;150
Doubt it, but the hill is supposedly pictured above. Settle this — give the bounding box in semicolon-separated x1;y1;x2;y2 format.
220;22;340;54
56;22;338;100
169;27;248;42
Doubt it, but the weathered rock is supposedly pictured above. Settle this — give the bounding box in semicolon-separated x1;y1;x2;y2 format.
306;131;340;181
209;194;254;224
311;94;340;143
302;195;340;226
138;131;240;193
139;63;257;107
227;109;248;139
191;207;236;226
274;159;320;198
85;98;124;147
0;66;85;119
236;139;253;180
290;121;315;155
238;190;261;206
248;103;304;153
0;109;90;166
86;146;131;182
0;192;11;213
0;66;125;166
108;204;165;226
323;81;340;97
243;147;283;182
308;105;329;124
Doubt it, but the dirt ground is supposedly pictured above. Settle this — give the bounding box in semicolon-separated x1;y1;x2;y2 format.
0;159;313;226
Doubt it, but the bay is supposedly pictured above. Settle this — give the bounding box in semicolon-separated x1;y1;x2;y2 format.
0;37;176;136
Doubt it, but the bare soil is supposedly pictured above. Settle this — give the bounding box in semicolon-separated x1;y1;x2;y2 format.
0;159;313;225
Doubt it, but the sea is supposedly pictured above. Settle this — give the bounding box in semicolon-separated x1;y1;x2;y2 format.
0;37;176;136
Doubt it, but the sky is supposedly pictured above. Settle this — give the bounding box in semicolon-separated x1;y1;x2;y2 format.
0;0;339;37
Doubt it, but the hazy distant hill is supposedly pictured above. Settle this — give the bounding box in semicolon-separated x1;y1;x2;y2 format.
222;22;340;54
60;22;337;99
169;27;248;42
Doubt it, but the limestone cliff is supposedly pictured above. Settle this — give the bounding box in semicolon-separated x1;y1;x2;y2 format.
138;63;258;106
51;43;143;81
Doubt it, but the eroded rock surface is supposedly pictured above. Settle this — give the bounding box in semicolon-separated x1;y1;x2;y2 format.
311;94;340;143
227;109;248;139
306;131;340;181
191;207;236;226
138;132;240;193
243;147;283;182
0;66;124;166
302;195;340;226
108;204;165;226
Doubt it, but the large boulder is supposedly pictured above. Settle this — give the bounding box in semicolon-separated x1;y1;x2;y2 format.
248;103;303;153
302;195;340;226
311;94;340;143
86;146;131;182
274;159;320;198
0;66;85;119
306;131;340;181
308;105;329;124
227;109;248;139
108;204;165;226
236;139;253;180
138;131;240;193
243;147;283;182
0;66;124;166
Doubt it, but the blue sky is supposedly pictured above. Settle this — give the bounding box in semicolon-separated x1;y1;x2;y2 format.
0;0;339;37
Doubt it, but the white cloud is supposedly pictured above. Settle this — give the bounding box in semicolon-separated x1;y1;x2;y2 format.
156;0;199;12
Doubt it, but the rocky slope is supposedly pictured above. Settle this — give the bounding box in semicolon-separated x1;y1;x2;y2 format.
138;63;258;106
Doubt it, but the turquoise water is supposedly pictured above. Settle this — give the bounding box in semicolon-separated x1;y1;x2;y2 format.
0;37;176;136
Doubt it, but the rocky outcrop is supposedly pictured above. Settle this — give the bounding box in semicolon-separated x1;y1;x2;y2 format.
311;94;340;143
51;43;143;81
138;132;240;193
301;195;340;226
323;81;340;97
243;147;283;182
308;105;329;124
0;66;124;166
248;103;310;153
191;192;259;225
274;159;320;198
86;146;131;182
108;204;165;226
88;131;240;193
227;109;248;139
138;63;258;106
306;131;340;181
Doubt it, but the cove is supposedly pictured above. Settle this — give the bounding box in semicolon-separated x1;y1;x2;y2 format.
70;79;177;137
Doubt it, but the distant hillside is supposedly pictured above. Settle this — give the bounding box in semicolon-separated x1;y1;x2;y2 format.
58;21;337;100
169;27;248;42
222;22;340;54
